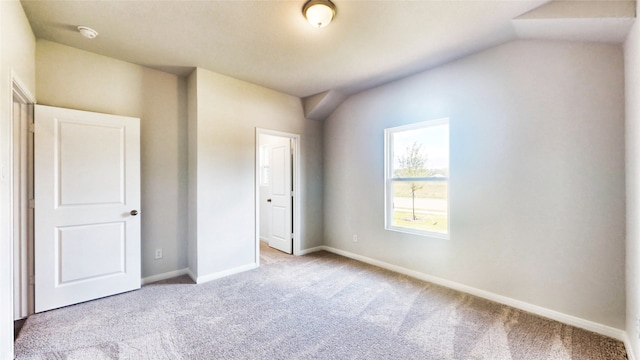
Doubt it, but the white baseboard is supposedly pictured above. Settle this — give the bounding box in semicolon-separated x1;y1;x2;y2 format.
195;263;258;284
298;246;324;255
320;245;627;342
624;333;637;360
141;268;190;285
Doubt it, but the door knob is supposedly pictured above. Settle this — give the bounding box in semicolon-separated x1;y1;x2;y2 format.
130;210;139;216
267;199;272;202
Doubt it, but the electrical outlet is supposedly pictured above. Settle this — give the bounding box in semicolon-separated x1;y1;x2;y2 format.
155;248;163;260
353;234;358;242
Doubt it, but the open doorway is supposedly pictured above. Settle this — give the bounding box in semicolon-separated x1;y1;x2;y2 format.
255;128;300;265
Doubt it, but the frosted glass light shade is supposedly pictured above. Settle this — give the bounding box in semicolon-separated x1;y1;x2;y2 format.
303;0;336;28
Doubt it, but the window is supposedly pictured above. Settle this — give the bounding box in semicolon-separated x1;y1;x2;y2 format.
259;144;270;186
384;118;449;238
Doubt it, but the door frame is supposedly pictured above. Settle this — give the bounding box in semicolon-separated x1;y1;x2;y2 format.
254;128;300;264
3;71;35;357
12;73;34;320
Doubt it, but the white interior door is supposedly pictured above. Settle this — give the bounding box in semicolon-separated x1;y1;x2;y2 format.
34;105;141;313
268;137;292;254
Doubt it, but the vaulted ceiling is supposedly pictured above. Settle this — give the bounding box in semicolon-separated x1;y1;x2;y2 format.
20;0;636;119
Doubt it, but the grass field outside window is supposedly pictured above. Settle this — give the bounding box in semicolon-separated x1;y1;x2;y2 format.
385;118;449;238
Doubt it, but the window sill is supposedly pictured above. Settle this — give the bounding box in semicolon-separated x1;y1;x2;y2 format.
385;225;449;240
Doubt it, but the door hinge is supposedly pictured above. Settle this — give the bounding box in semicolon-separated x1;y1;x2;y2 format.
29;275;34;285
28;123;35;133
291;191;294;197
291;233;294;239
29;198;35;209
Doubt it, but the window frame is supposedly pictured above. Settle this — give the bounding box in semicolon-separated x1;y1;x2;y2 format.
384;118;450;239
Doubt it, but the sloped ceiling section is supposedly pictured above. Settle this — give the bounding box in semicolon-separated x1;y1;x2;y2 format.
20;0;636;121
512;0;636;44
306;0;636;120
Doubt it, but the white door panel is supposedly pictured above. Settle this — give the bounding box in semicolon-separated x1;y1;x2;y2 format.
58;222;125;283
58;121;125;205
34;105;141;313
272;206;286;239
268;138;292;254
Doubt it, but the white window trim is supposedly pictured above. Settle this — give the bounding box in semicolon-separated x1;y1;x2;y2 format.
384;118;450;239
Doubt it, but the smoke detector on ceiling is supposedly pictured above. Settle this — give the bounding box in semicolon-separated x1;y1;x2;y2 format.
77;26;98;39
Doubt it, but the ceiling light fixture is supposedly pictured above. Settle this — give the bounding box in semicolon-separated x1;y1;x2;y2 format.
302;0;336;28
77;25;98;39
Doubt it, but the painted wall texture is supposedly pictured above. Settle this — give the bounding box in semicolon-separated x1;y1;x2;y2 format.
625;19;640;360
324;40;626;329
35;40;189;280
187;68;323;281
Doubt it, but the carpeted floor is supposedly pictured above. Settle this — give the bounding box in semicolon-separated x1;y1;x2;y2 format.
15;243;627;359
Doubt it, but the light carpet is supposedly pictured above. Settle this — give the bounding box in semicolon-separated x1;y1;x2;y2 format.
15;244;627;359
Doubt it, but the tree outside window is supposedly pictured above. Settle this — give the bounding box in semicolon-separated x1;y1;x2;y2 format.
385;119;449;238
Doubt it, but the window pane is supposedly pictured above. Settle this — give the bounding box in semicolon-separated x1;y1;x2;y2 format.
259;145;270;186
385;118;449;238
392;123;449;178
391;180;448;234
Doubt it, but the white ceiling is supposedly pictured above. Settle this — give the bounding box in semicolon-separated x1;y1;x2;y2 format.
20;0;635;101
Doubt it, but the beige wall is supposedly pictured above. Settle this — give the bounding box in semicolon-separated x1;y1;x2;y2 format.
187;68;323;280
626;19;640;360
324;40;625;329
0;1;36;358
36;40;189;280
